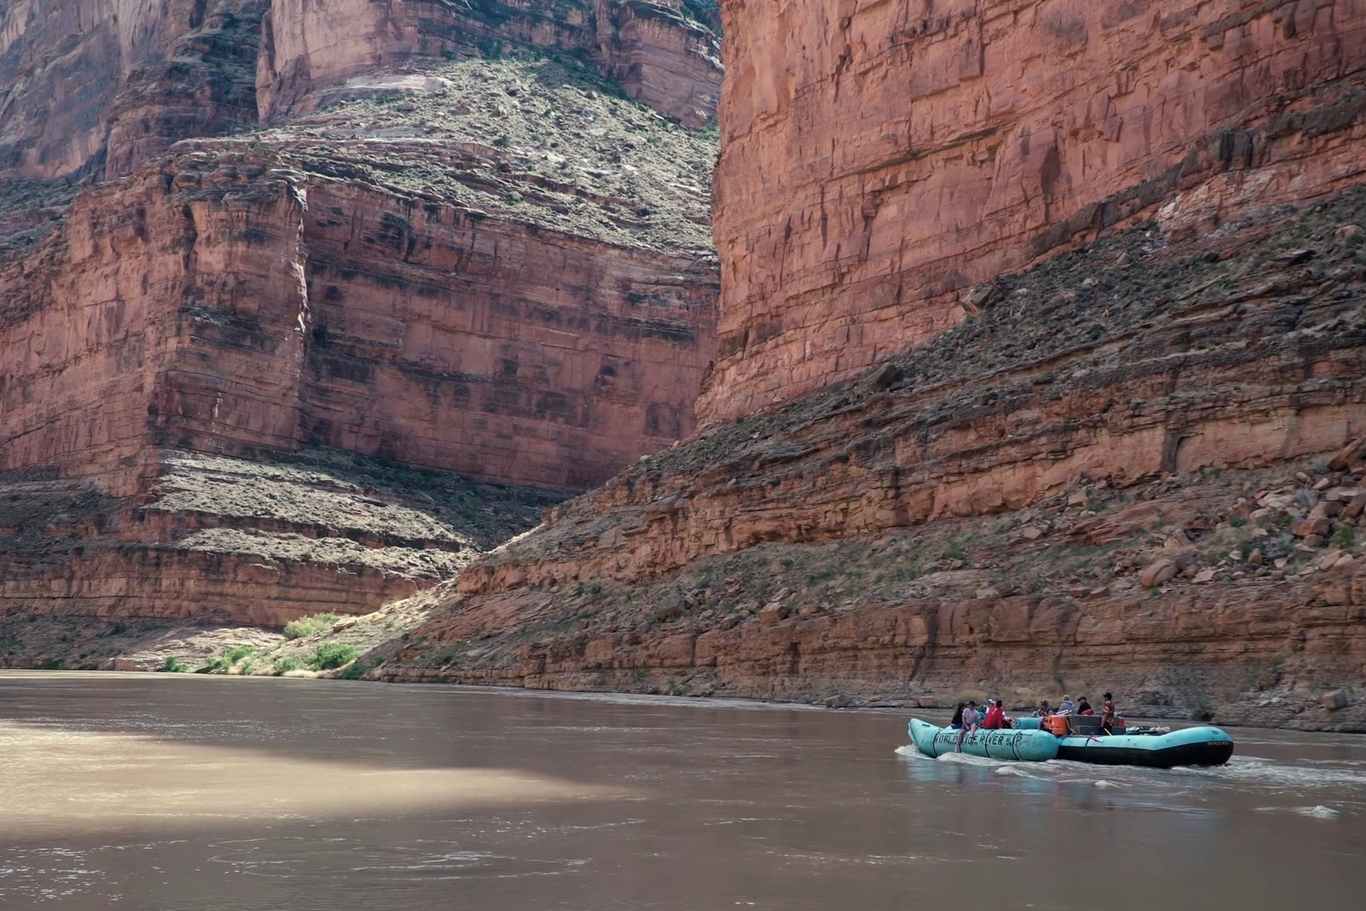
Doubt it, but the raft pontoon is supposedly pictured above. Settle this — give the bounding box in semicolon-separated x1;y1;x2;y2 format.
908;714;1234;768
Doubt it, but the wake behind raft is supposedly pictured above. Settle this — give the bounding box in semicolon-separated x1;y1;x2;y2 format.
907;717;1235;768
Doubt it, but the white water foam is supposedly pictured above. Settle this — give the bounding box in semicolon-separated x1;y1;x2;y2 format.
1255;805;1341;819
934;752;1001;767
1093;780;1122;789
1297;805;1340;819
1187;756;1366;791
993;766;1033;778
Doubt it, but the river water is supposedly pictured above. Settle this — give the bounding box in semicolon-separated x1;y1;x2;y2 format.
0;672;1362;910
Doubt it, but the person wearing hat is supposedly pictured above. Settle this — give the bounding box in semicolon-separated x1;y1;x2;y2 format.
1076;695;1093;715
1033;699;1052;717
982;698;1007;729
1057;695;1075;715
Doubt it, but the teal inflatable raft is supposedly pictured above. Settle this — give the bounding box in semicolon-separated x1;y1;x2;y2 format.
910;716;1235;768
908;718;1060;761
1013;716;1235;767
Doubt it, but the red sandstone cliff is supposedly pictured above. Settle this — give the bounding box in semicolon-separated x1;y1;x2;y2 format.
703;0;1366;421
0;0;268;180
383;190;1366;728
258;0;722;127
0;7;722;628
0;0;717;186
371;0;1366;728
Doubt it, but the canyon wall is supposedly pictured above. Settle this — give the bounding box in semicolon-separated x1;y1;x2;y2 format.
1;139;715;491
386;188;1366;726
0;155;308;497
257;0;721;126
0;0;268;179
704;0;1366;421
0;140;714;624
373;1;1366;726
300;180;715;490
0;3;722;629
0;0;719;185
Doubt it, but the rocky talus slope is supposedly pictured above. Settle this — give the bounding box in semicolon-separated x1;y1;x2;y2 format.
0;449;562;666
0;5;723;631
705;0;1366;421
374;189;1366;730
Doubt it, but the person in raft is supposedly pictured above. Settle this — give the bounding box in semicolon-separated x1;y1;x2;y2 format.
1101;693;1117;735
1057;695;1075;715
949;702;966;730
1033;699;1052;717
982;698;1008;729
1076;695;1094;715
956;701;982;750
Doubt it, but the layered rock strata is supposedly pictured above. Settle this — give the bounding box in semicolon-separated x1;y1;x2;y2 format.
1;56;718;495
0;449;563;631
1;0;717;184
258;0;721;126
0;0;268;180
705;0;1366;421
1;47;720;625
381;189;1366;728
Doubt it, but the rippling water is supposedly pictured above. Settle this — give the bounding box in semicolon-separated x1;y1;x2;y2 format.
0;672;1362;910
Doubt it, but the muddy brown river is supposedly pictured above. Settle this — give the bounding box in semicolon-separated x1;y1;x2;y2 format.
0;671;1362;910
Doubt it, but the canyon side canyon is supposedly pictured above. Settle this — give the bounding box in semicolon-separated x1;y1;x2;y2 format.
2;0;1366;730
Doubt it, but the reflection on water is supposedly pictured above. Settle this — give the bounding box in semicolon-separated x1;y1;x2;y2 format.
1;672;1364;911
0;722;619;840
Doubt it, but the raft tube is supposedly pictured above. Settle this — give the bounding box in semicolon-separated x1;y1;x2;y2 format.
1013;716;1234;767
908;719;1060;762
1054;726;1234;768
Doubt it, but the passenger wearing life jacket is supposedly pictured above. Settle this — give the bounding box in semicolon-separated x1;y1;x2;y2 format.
982;699;1007;729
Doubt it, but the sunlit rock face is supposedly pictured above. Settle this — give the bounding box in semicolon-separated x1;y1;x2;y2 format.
704;0;1366;421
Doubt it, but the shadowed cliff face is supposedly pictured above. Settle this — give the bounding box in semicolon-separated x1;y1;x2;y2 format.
704;0;1366;422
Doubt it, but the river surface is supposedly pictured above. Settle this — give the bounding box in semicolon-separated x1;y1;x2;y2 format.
0;672;1363;910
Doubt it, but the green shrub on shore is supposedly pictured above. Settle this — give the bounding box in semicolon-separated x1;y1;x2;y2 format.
197;653;232;674
224;645;256;663
196;645;258;674
337;658;377;680
157;656;186;673
283;613;341;640
273;656;303;675
312;643;358;670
